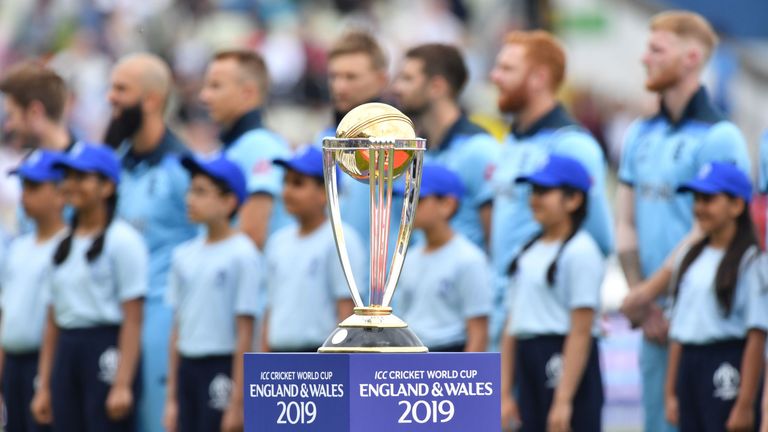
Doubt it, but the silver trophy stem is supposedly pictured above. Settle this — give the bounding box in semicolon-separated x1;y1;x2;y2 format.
322;150;364;308
368;146;395;306
381;151;422;308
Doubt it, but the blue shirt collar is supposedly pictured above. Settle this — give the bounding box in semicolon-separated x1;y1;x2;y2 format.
511;104;576;139
121;127;187;170
657;86;724;127
433;113;488;151
220;109;263;147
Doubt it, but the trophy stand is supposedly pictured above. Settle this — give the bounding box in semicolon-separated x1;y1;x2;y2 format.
317;103;428;353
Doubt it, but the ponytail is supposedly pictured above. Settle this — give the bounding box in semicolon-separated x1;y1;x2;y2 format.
508;187;589;286
85;193;117;262
674;202;758;315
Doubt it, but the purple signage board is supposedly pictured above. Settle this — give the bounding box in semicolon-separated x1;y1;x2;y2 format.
244;353;500;432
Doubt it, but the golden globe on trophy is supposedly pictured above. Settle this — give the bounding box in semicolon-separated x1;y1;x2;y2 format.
318;102;427;353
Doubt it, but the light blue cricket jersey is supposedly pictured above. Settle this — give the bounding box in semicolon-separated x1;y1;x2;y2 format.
118;129;197;300
221;110;293;235
619;87;750;278
491;104;613;278
0;230;65;353
48;220;148;329
423;114;499;250
507;230;605;338
167;233;262;357
758;131;768;247
264;219;365;350
398;234;493;349
670;246;768;344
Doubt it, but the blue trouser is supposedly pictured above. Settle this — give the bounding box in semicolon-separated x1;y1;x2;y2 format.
137;298;173;432
51;326;138;432
2;351;51;432
516;335;603;432
178;356;232;432
640;338;678;432
677;339;762;432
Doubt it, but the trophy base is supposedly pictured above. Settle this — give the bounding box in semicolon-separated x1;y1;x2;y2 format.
318;307;428;353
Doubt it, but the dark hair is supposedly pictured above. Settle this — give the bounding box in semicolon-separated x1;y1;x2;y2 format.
507;187;588;285
0;62;67;121
674;201;758;315
53;182;117;266
405;44;468;97
213;49;270;97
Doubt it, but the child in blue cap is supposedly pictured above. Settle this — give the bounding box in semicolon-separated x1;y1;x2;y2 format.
660;162;766;432
261;146;365;352
500;155;605;432
1;150;66;432
31;143;148;431
163;153;262;432
396;164;492;352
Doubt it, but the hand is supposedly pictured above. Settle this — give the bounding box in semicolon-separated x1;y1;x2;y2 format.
105;384;134;420
726;401;754;432
665;394;679;426
547;398;572;432
221;401;244;432
620;285;652;326
642;304;669;345
163;398;178;432
31;388;53;424
501;395;521;431
760;410;768;432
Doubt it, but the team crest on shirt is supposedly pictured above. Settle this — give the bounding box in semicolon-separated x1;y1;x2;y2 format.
545;353;563;388
98;347;120;384
215;269;228;289
209;374;233;410
713;362;740;401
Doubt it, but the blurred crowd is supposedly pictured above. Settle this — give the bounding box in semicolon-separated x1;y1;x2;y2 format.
1;1;768;432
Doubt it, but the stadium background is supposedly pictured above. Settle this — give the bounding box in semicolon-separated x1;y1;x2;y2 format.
0;0;767;430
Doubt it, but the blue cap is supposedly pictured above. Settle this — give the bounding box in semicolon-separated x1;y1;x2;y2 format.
181;153;248;205
394;164;464;200
54;142;121;183
8;150;64;183
677;162;752;203
515;155;591;192
273;146;324;178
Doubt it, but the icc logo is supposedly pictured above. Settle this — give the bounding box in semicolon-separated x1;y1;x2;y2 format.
209;374;233;410
713;362;740;401
545;353;563;389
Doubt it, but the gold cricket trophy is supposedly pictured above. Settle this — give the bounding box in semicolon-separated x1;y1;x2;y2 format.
318;102;428;353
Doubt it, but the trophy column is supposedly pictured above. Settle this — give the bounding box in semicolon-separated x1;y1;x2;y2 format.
317;103;428;353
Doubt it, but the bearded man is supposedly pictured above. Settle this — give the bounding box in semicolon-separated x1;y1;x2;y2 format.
106;52;198;432
488;30;613;360
617;11;750;432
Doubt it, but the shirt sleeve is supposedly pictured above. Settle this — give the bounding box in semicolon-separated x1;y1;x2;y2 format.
456;249;493;318
695;121;751;173
235;242;263;317
759;131;768;193
617;121;642;185
744;252;768;333
229;131;290;197
552;131;615;256
561;236;605;310
463;134;501;208
165;249;181;308
113;226;149;302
